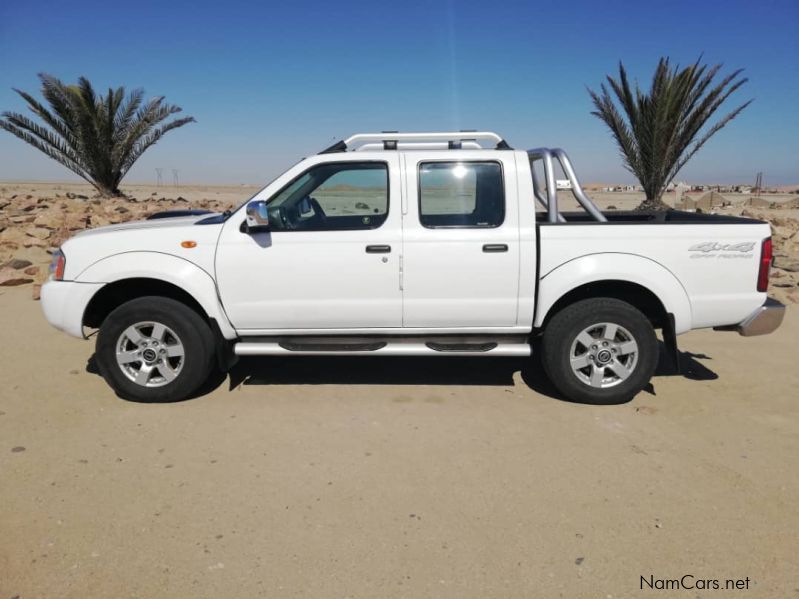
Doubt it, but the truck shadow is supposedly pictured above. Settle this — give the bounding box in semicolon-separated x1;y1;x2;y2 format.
220;340;718;403
86;341;718;404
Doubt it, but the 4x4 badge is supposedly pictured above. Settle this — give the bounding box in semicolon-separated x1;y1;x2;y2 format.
688;241;755;253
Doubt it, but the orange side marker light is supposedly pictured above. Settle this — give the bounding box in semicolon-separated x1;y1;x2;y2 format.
181;241;197;248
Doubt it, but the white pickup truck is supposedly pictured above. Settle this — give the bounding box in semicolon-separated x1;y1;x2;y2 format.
41;131;784;404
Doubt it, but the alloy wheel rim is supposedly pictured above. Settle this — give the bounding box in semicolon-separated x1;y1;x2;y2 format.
115;321;185;388
569;322;638;389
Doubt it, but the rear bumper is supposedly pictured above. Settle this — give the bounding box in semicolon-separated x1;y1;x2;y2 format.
715;297;785;337
41;279;106;339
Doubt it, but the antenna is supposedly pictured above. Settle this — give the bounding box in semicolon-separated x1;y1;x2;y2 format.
155;168;164;187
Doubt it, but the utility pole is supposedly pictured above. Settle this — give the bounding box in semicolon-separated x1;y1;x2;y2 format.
156;168;164;187
172;169;179;189
754;172;763;200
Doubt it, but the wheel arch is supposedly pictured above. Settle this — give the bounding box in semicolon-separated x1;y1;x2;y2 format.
539;280;669;329
534;254;692;334
84;278;208;329
76;252;237;339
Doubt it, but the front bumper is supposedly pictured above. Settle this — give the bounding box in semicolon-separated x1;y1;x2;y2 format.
41;279;106;339
715;297;786;337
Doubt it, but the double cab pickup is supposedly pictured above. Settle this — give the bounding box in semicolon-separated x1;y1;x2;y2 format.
41;131;784;404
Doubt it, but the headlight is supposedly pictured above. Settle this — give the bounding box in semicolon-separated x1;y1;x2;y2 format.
49;249;66;281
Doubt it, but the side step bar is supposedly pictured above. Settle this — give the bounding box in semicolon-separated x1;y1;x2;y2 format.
234;340;531;357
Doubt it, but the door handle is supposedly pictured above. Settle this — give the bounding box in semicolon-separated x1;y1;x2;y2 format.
365;245;391;253
482;244;508;253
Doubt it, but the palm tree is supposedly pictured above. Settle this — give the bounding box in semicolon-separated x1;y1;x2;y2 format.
0;73;195;197
588;58;752;211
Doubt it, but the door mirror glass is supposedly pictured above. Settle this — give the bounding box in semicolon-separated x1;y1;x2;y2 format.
245;200;270;232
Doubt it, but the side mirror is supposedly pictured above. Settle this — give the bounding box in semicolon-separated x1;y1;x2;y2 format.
245;200;270;233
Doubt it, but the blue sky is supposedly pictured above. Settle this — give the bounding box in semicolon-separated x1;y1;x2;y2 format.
0;0;797;186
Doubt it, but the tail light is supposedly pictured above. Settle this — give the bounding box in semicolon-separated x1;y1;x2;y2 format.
757;237;772;292
50;249;66;281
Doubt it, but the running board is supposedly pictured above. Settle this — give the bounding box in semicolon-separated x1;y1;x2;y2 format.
234;340;531;357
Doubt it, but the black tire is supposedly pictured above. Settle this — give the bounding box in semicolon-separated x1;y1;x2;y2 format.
95;296;216;402
541;298;658;405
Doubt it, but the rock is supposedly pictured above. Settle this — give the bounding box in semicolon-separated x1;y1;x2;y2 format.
773;258;799;272
24;227;50;240
33;212;64;229
355;202;370;210
24;266;39;276
3;258;32;270
32;284;41;300
607;205;617;210
0;268;34;286
11;246;51;266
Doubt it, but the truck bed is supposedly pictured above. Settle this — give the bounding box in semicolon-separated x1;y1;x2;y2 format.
536;212;771;333
543;210;764;225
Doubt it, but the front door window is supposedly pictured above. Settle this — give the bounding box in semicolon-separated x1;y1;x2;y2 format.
267;162;388;231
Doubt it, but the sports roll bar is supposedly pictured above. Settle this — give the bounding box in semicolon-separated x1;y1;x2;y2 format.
527;148;607;223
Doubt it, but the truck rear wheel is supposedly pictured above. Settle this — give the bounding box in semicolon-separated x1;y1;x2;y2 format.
541;298;658;404
95;296;215;402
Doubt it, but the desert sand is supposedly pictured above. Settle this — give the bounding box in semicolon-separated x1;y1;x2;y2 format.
1;283;798;598
1;181;798;597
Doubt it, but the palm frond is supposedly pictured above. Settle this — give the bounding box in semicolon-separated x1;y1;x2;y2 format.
0;73;195;196
588;58;752;209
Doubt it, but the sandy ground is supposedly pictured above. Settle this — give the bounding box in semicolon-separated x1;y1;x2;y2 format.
1;285;797;598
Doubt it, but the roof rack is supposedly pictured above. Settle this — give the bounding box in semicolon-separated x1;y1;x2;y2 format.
319;131;512;153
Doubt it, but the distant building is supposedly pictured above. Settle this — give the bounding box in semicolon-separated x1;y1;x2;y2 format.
556;179;572;190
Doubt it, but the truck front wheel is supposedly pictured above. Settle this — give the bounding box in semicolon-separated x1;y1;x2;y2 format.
541;298;658;404
95;296;216;402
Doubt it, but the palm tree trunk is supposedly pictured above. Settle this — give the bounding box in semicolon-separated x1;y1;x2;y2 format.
90;182;123;197
636;196;671;211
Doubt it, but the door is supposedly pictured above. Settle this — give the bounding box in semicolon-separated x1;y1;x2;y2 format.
215;156;402;331
401;152;520;327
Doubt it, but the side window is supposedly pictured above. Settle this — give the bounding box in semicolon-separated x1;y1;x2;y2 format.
418;161;504;228
267;162;388;231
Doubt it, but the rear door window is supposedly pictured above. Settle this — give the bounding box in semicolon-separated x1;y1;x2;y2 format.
418;161;504;228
